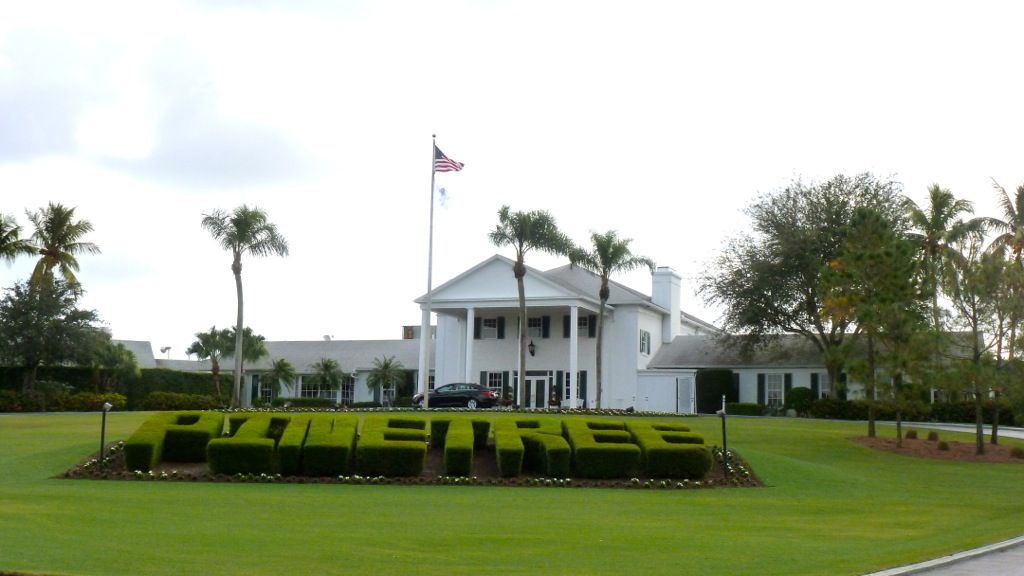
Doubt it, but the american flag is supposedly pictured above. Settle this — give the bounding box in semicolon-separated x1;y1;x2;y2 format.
433;144;464;172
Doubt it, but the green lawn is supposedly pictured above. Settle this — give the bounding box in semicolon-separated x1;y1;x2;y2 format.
1;412;1022;576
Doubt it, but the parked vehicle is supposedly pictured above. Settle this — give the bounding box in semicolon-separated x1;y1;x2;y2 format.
413;383;498;409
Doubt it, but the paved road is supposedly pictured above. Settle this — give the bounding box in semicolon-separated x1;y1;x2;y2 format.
866;423;1024;575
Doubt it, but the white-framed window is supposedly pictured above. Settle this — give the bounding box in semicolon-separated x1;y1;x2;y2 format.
486;372;503;396
563;372;572;400
428;374;435;390
300;375;337;400
639;329;651;355
341;376;355;406
766;373;783;407
481;318;499;339
527;317;543;337
819;373;830;399
253;374;272;404
578;315;590;336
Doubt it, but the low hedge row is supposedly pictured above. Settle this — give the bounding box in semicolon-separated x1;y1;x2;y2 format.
726;402;765;416
271;397;337;408
140;391;222;411
303;415;358;476
443;419;475;476
125;411;224;471
563;420;641;479
0;388;127;413
356;416;427;476
492;418;571;478
807;399;1016;425
627;421;711;478
277;414;314;476
207;415;282;475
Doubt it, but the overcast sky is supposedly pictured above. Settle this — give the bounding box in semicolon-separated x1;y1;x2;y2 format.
2;1;1024;359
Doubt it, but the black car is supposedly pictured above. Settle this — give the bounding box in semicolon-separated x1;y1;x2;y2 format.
413;383;498;409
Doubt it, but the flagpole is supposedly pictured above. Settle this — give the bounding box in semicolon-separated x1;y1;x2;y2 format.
419;135;437;410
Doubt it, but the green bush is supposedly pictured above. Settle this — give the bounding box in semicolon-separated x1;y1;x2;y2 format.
927;431;939;442
494;431;525;477
520;433;571;478
937;440;950;451
785;387;815;415
627;421;710;478
277;415;313;476
207;415;277;474
905;429;918;439
303;415;358;476
471;419;491;450
931;401;1017;426
563;420;641;479
430;417;452;449
140;391;220;411
356;416;427;476
125;412;177;471
163;412;224;462
1010;446;1024;459
443;419;474;476
0;389;21;412
65;392;127;412
726;403;764;416
122;368;226;410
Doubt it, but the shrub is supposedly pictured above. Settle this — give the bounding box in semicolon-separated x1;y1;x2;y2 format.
937;440;950;451
140;391;220;411
65;392;128;412
122;368;226;410
430;417;452;449
0;390;21;412
1011;446;1024;459
931;400;1017;426
443;419;474;477
356;416;427;476
125;412;176;471
163;412;224;462
927;431;939;442
494;431;525;477
785;387;815;416
207;415;277;474
277;414;313;476
725;403;763;416
471;419;491;450
520;433;571;478
905;430;918;440
303;415;358;476
564;420;641;479
627;422;710;478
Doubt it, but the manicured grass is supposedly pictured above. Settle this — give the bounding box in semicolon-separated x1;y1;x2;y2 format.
1;412;1022;575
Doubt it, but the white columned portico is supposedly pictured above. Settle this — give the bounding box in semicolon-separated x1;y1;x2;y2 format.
569;305;579;409
417;307;430;398
464;307;475;383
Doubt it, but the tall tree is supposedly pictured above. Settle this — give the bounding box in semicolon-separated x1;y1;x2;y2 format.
905;185;984;342
307;358;345;401
366;355;405;406
570;231;654;409
265;358;297;399
26;202;101;290
0;213;35;265
202;205;289;408
0;280;100;390
984;179;1024;359
95;341;141;393
944;236;1003;455
186;327;232;400
488;206;573;406
700;173;906;394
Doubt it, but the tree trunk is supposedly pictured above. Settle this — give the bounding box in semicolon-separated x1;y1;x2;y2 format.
211;359;223;400
515;258;528;408
866;333;876;438
991;393;1000;445
595;298;606;410
232;254;244;409
22;364;38;392
896;410;903;448
974;383;985;455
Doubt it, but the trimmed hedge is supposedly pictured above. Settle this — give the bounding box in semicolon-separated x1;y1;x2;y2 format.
563;420;641;479
521;433;571;478
277;414;314;476
125;412;176;471
271;397;337;408
356;416;427;476
207;415;281;475
163;412;224;462
627;422;710;478
726;403;764;416
494;431;525;477
443;419;474;476
303;415;358;476
140;391;220;411
493;418;569;478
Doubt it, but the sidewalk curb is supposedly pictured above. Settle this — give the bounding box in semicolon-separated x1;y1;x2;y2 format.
863;535;1024;575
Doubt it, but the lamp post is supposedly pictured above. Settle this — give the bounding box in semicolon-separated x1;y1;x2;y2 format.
715;394;728;471
99;402;113;466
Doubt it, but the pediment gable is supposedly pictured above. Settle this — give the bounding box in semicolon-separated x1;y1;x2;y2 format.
416;255;589;305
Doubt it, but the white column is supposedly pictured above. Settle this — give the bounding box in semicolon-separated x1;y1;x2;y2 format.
570;305;579;409
464;307;475;383
417;307;430;401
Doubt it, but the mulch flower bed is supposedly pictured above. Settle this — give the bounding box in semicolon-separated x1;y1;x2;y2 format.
854;433;1024;463
59;441;763;490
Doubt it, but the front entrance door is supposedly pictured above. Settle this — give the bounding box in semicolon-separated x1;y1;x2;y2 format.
525;378;548;408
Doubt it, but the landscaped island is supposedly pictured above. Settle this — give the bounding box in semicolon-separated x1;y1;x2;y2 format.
120;411;715;481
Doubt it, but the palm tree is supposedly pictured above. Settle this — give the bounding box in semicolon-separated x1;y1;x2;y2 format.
226;326;268;376
26;202;100;290
905;185;985;367
366;355;405;407
984;180;1024;359
96;341;141;393
307;358;345;403
570;231;654;409
202;205;289;408
265;358;297;399
488;206;573;407
0;213;35;265
186;327;233;400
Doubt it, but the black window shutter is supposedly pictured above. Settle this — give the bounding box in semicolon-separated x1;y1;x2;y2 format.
811;373;820;398
757;373;765;405
784;373;792;394
480;371;487;387
497;317;505;339
730;372;740;403
474;317;481;339
542;316;550;338
502;371;510;398
563;315;571;338
556;370;563;399
588;315;597;337
579;371;587;404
